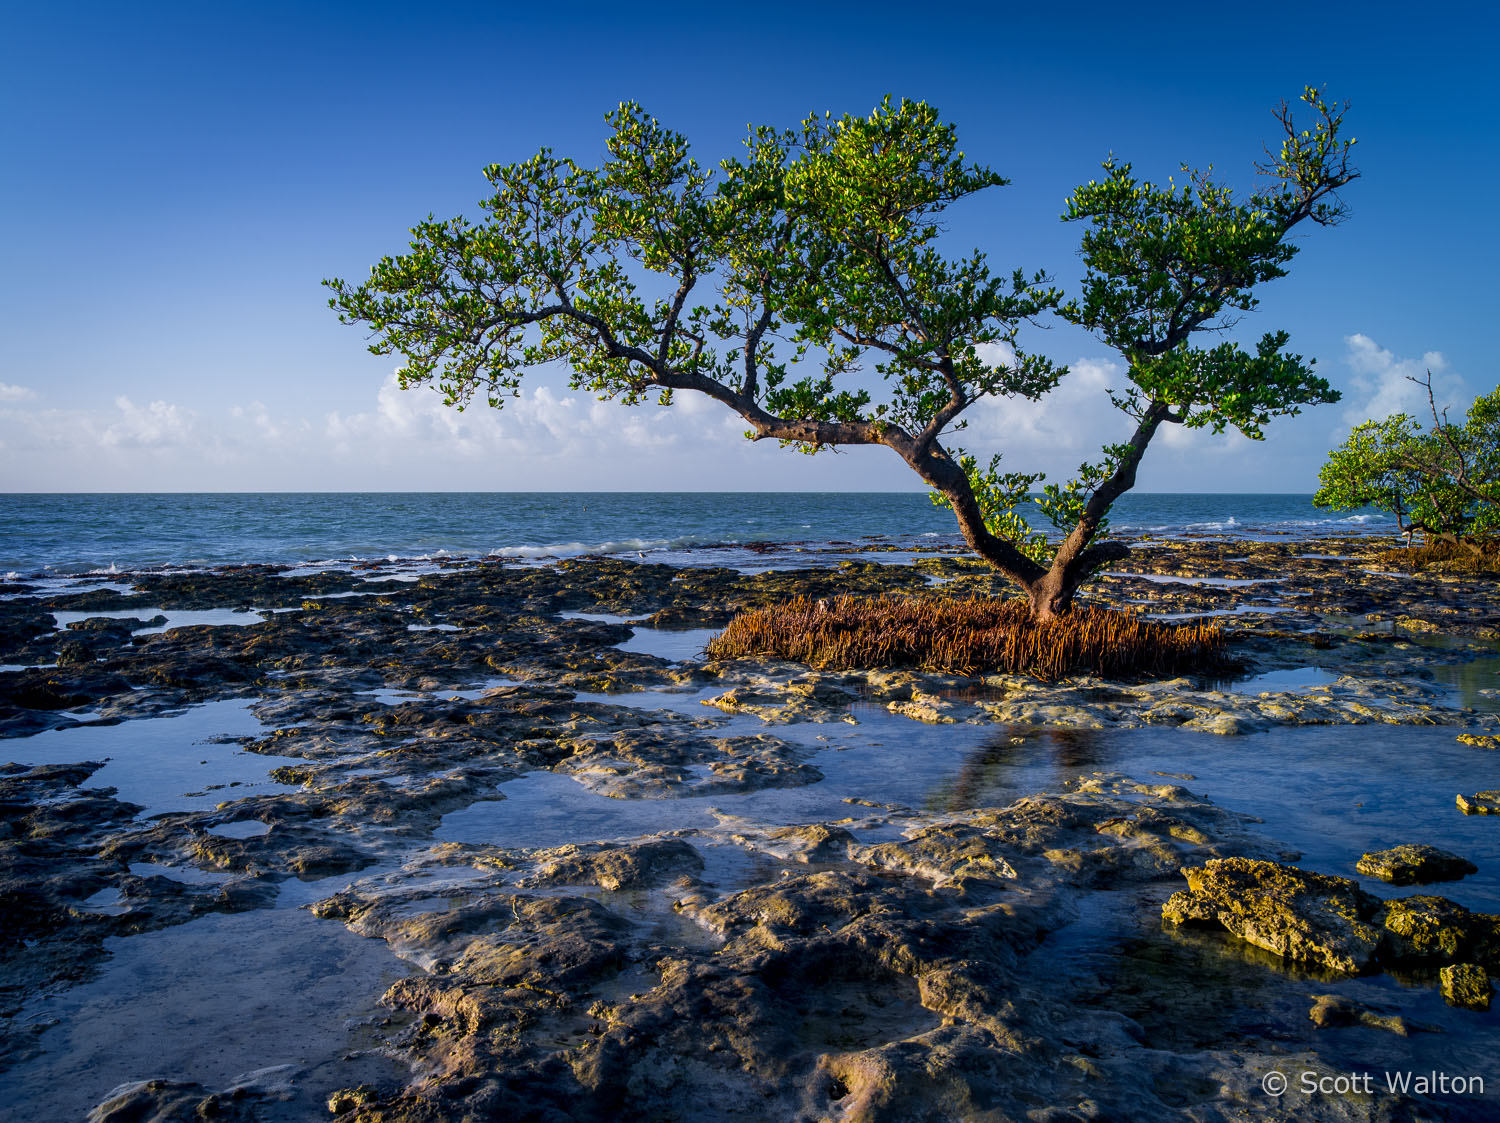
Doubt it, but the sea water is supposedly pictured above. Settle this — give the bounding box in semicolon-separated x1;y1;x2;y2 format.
0;492;1392;576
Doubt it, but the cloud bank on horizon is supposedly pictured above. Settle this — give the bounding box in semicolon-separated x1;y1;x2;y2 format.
0;335;1468;493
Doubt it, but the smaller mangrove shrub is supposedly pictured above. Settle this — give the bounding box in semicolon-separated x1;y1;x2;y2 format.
704;595;1223;680
1317;375;1499;552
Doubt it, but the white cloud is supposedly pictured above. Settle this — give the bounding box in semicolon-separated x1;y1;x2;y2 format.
1340;333;1464;426
231;400;309;444
99;397;198;449
960;355;1128;473
0;383;36;402
321;376;747;467
9;336;1444;493
972;341;1019;371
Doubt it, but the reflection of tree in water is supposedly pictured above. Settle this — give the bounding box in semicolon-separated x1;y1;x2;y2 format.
1430;654;1500;714
931;727;1110;812
1048;728;1109;769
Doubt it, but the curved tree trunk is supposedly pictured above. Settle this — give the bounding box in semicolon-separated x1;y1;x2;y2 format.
917;396;1173;622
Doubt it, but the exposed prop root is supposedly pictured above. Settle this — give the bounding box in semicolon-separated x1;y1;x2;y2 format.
706;594;1223;680
1377;540;1500;575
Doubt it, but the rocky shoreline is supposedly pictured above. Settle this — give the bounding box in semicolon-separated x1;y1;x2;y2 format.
2;535;1499;1120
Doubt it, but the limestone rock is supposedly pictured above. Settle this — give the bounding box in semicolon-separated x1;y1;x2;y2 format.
1377;895;1500;965
1440;963;1493;1009
520;839;704;891
1355;843;1477;886
1162;858;1383;974
1457;791;1500;815
1307;994;1414;1035
1457;732;1500;749
886;693;956;723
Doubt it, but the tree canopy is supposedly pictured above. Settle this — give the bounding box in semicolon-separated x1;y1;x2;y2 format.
1315;375;1500;548
327;89;1357;619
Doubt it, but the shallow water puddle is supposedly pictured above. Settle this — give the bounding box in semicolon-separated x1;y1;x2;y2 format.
446;701;1500;911
1332;628;1500;716
1147;604;1296;620
1219;667;1342;694
75;887;129;915
438;773;735;847
128;861;232;886
1431;654;1500;715
436;711;964;851
441;678;525;700
1043;891;1500;1111
0;699;303;818
926;723;1500;913
52;607;267;634
614;626;718;663
570;684;816;743
359;677;525;706
559;610;642;624
1105;572;1279;588
207;819;271;839
2;908;412;1118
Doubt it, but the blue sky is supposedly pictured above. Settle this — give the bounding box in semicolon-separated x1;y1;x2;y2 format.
1;1;1493;492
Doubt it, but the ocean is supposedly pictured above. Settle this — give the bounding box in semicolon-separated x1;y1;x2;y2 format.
0;492;1392;576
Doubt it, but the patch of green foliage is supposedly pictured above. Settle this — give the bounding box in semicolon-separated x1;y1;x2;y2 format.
1316;376;1500;548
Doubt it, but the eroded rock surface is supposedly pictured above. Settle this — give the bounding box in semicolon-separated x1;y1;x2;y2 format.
1163;857;1386;974
1356;844;1478;886
0;539;1495;1119
311;777;1296;1122
1457;792;1500;815
1440;963;1493;1010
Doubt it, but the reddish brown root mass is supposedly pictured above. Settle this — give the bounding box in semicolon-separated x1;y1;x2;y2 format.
705;594;1223;680
1377;539;1500;575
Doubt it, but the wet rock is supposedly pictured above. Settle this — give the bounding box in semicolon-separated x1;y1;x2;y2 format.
971;668;1461;736
303;777;1291;1122
327;1085;383;1116
0;605;55;657
1355;843;1477;885
855;814;1026;891
0;666;137;734
700;678;858;724
0;761;147;1029
1457;732;1500;749
751;823;858;864
5;543;1499;1119
87;1078;265;1122
885;691;962;723
1162;858;1384;974
1307;994;1416;1035
520;839;705;891
1165;856;1500;984
1457;791;1500;815
1439;962;1493;1010
551;718;824;801
1376;895;1500;965
166;819;378;882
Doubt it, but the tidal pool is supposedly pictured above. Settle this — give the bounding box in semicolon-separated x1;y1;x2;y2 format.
0;909;411;1119
52;608;267;634
441;699;1500;911
614;626;719;663
0;699;301;818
